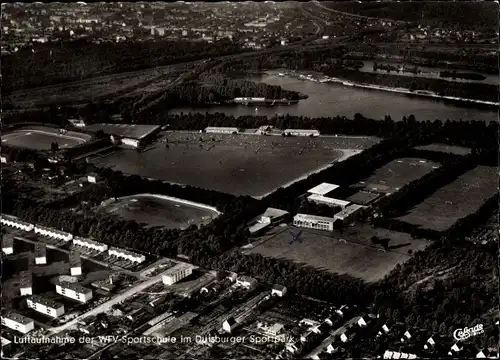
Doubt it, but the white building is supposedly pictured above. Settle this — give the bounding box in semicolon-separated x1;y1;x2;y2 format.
283;129;320;137
87;173;99;183
0;156;7;163
222;317;237;333
249;207;289;234
56;282;93;303
162;263;193;286
19;271;33;296
27;296;65;318
293;213;334;231
334;204;365;222
258;322;284;337
34;225;73;242
271;284;287;297
69;252;82;276
383;351;417;359
236;275;257;289
122;138;140;148
307;183;339;196
0;214;34;232
204;127;239;134
73;237;108;253
69;119;86;128
258;125;273;134
108;247;146;263
1;313;35;334
307;194;350;208
2;237;14;255
35;243;47;265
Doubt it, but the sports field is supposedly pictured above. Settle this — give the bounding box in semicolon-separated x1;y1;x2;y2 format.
91;132;379;197
244;224;430;282
2;127;90;150
356;157;440;194
396;165;497;232
96;194;220;230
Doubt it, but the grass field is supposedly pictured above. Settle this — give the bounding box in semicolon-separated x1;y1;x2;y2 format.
356;157;440;194
396;165;497;232
2;126;91;150
415;143;471;155
91;132;380;197
244;224;430;282
96;194;220;230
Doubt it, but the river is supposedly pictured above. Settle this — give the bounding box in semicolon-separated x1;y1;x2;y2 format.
169;70;497;122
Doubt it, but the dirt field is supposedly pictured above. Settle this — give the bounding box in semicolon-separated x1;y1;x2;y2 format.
396;165;498;232
244;224;430;282
96;194;220;230
91;133;380;197
415;143;471;155
2;126;91;150
356;157;440;194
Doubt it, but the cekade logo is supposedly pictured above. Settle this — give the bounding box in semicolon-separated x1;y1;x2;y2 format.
453;324;484;341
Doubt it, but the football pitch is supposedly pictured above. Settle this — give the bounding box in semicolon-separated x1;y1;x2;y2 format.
2;128;89;150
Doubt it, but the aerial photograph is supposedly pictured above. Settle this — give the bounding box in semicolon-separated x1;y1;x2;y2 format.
1;1;498;359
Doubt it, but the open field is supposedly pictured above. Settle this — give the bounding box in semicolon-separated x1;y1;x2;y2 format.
396;165;498;232
244;224;430;282
91;132;380;197
86;123;161;140
96;194;220;230
5;63;191;108
2;126;91;150
415;143;471;155
356;157;440;194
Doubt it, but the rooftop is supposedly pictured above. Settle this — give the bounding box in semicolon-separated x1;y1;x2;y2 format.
35;225;71;236
262;207;289;218
85;123;161;140
69;252;82;266
346;190;381;205
109;246;145;258
29;295;63;309
2;312;34;325
34;243;46;257
294;213;335;223
2;237;14;247
58;281;92;294
205;126;239;131
308;194;350;207
283;129;320;134
74;236;106;247
334;204;365;218
307;183;339;195
162;262;193;276
20;271;32;287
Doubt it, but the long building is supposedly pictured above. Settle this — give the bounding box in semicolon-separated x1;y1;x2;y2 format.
2;237;14;255
162;263;194;286
334;204;365;222
283;129;320;137
20;271;33;296
0;214;34;232
35;243;47;265
1;313;35;334
34;225;73;242
307;194;350;208
249;207;289;234
27;295;65;318
307;183;339;196
56;282;93;303
73;237;108;252
293;213;335;231
108;247;146;263
204;126;239;134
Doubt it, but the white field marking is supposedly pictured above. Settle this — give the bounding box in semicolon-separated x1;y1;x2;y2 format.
11;129;87;143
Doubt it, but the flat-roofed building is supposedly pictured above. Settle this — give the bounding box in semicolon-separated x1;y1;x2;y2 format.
334;204;365;222
73;237;108;252
0;214;34;232
34;225;73;242
108;247;146;263
27;295;65;318
1;312;35;334
307;183;339;196
283;129;320;137
236;275;257;289
205;126;239;134
271;284;287;297
249;207;289;235
0;156;7;163
162;263;193;286
87;173;99;183
2;237;14;255
293;213;334;231
69;251;82;276
307;194;350;208
56;282;93;303
35;243;47;265
346;190;382;206
19;271;33;296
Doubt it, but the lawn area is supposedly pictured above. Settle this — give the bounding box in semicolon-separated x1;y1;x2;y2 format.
91;132;379;197
244;224;430;283
395;165;497;232
96;194;220;230
355;157;440;194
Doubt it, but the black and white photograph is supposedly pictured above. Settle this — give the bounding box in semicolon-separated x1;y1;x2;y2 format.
1;1;499;359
